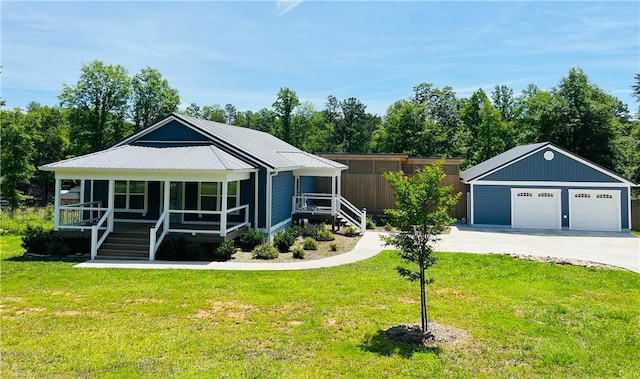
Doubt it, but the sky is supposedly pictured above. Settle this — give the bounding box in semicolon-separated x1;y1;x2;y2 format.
2;1;639;117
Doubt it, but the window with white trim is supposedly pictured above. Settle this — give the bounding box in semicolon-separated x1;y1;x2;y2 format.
517;192;533;197
199;182;219;211
114;180;147;211
574;193;591;198
596;194;613;199
538;193;554;197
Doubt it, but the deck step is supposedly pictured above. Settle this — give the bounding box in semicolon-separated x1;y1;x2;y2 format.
97;232;150;260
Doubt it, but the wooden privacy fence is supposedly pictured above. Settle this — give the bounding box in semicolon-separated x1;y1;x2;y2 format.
632;199;640;231
316;154;467;222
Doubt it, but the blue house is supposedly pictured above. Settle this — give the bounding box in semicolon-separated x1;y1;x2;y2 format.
460;142;636;232
40;114;366;260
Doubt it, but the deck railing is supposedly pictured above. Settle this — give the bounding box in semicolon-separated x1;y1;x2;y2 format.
168;204;250;235
292;193;366;234
59;201;106;229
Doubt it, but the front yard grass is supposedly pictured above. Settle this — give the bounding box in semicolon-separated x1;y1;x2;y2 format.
1;235;639;378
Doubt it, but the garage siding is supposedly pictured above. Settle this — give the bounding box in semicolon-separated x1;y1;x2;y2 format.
482;149;621;183
473;185;630;229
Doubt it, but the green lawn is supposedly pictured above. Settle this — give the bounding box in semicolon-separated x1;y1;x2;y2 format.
1;235;639;378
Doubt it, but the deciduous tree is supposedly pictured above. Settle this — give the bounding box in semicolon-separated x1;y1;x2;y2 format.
382;161;460;333
131;67;179;131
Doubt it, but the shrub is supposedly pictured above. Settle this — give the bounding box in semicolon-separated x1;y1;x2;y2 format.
21;226;89;256
1;207;54;235
384;223;394;232
343;225;359;237
273;229;296;253
239;229;264;251
213;240;236;261
329;242;338;251
302;237;318;250
316;228;335;241
21;226;53;254
288;224;303;238
185;242;208;260
292;246;305;259
252;243;279;260
366;217;376;229
301;223;322;239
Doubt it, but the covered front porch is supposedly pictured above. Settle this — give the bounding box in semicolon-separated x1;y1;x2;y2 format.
52;175;254;261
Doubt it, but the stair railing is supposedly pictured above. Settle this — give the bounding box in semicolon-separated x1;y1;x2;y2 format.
338;196;367;235
90;208;113;260
149;209;169;261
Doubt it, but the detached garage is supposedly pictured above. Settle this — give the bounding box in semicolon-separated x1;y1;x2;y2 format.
460;142;636;232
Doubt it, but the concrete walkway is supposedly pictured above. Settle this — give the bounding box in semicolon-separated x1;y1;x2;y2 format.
436;225;640;274
75;227;640;273
74;231;389;271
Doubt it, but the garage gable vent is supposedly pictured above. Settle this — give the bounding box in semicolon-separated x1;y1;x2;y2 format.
596;194;613;199
516;192;533;197
574;193;590;198
538;192;554;197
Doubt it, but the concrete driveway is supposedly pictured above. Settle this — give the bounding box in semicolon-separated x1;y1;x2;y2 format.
436;225;640;274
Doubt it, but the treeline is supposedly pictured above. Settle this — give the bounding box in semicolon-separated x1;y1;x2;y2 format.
2;60;639;209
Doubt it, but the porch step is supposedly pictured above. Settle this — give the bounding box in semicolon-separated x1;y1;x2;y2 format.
97;232;150;260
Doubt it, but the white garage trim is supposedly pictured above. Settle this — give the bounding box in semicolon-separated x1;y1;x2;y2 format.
511;188;561;230
568;189;621;232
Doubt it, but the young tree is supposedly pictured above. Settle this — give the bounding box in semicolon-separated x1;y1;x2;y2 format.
381;161;461;334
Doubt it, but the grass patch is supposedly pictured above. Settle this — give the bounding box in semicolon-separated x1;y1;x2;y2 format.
1;237;639;378
632;230;640;237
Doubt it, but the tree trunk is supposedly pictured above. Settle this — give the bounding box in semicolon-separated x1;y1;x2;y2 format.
420;263;428;332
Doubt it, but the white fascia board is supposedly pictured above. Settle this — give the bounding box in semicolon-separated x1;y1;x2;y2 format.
470;180;631;188
292;167;346;177
52;168;254;182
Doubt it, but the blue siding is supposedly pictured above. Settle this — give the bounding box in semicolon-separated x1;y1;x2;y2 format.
473;185;629;229
482;149;621;183
240;173;257;228
271;171;294;226
135;120;210;145
300;176;315;193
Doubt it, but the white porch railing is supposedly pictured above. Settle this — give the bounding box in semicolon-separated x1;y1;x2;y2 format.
292;193;366;234
90;208;113;260
59;201;106;229
168;204;250;235
149;209;169;261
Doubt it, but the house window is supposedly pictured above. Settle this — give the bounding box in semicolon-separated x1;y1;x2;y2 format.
517;192;533;197
199;182;219;211
114;180;147;211
575;193;591;198
538;193;554;197
596;194;613;199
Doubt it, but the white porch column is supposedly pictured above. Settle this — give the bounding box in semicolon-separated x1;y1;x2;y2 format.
108;179;115;230
79;180;85;204
331;175;336;214
221;179;228;235
164;180;171;227
54;178;61;230
254;172;259;229
337;174;342;210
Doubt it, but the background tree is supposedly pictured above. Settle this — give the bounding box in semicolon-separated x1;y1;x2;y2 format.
461;89;507;165
224;103;237;125
59;60;131;153
272;87;300;144
201;104;226;122
131;67;179;131
1;109;35;211
381;161;461;334
332;97;379;153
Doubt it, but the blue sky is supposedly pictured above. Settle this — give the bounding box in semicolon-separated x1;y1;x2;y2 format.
2;1;639;116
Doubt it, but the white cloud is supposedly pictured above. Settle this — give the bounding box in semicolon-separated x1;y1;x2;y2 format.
275;0;303;16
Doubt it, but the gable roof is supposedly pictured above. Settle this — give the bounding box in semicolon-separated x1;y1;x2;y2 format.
460;142;636;185
117;114;346;171
40;145;255;172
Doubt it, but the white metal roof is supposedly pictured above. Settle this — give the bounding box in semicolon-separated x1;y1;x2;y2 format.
278;151;347;169
40;145;255;172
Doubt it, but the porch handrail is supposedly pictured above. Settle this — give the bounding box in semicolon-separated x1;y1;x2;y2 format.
60;200;103;209
59;201;107;229
338;196;366;235
149;209;169;261
90;208;113;260
292;193;339;214
168;204;250;235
